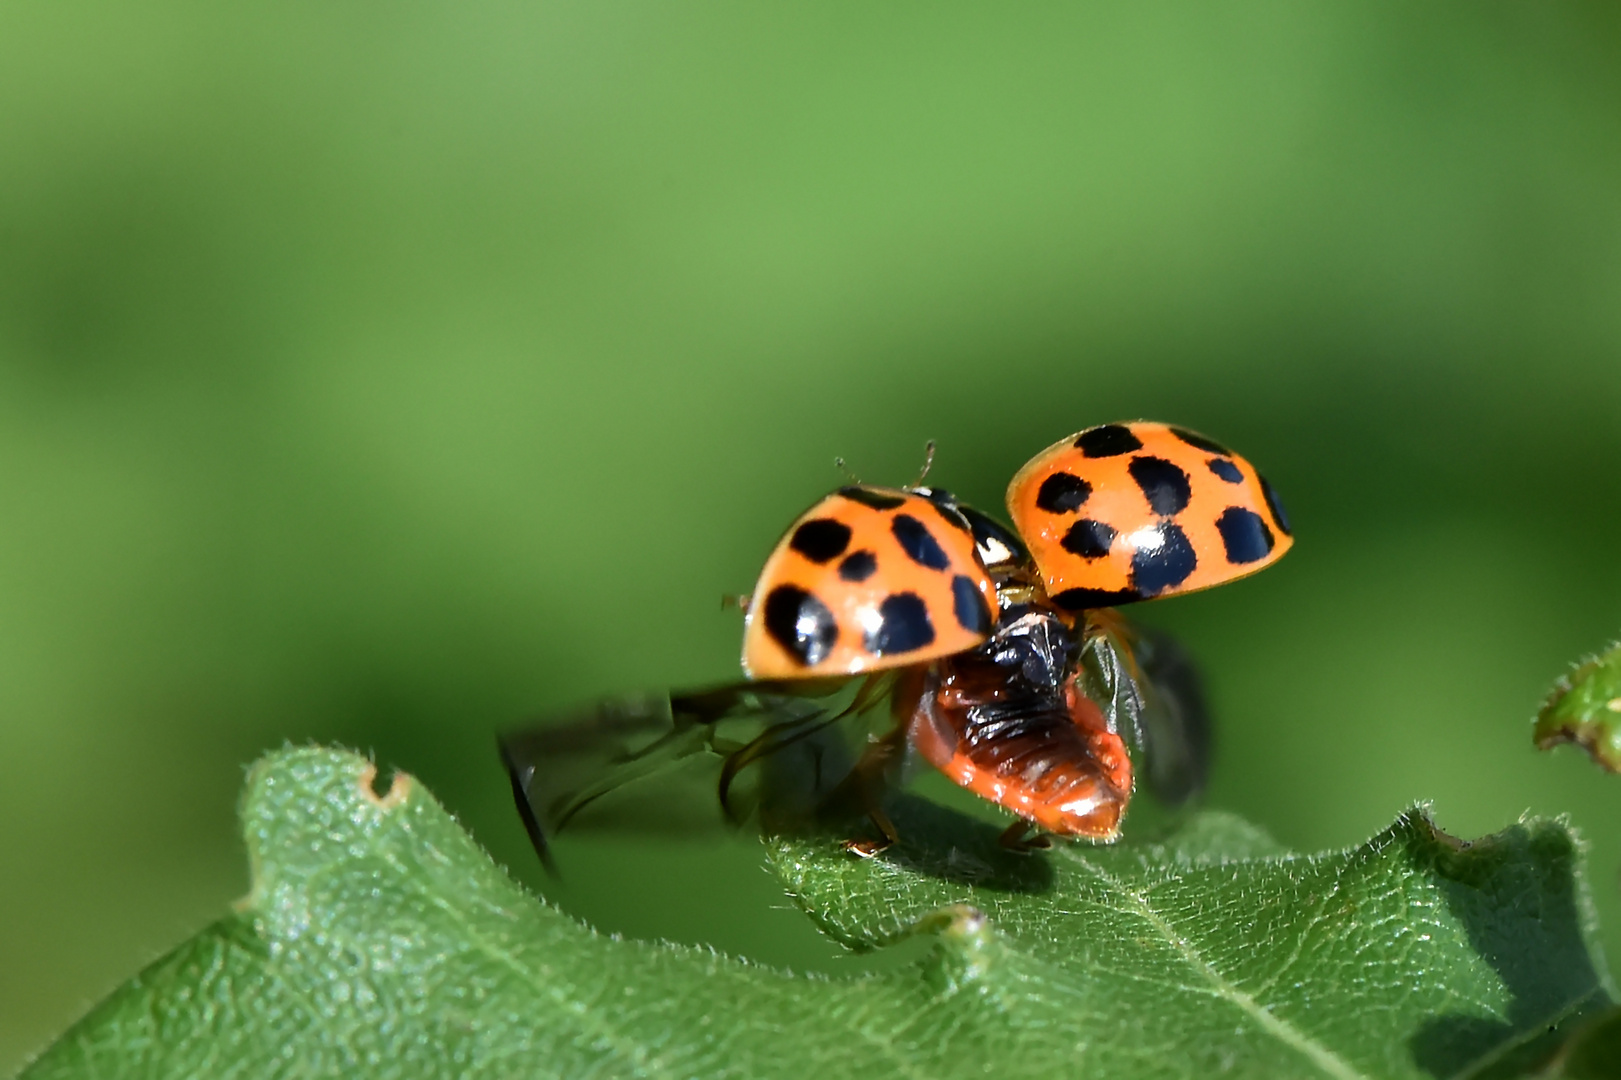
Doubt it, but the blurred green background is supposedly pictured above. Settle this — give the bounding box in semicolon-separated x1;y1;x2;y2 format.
5;1;1621;1070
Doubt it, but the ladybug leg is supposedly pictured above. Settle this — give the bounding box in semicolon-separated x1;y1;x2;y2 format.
821;670;927;858
997;819;1052;854
837;732;905;857
836;706;912;857
844;806;899;858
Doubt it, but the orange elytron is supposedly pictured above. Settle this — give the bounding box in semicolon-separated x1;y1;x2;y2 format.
1007;422;1292;610
740;487;996;679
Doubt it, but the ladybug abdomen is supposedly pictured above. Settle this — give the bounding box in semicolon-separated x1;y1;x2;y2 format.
908;619;1132;840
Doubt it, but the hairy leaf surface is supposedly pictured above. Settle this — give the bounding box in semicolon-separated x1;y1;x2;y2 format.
20;748;1613;1080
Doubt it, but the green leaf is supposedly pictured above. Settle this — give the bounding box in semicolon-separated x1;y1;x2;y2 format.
21;748;1615;1080
1536;642;1621;773
768;796;1614;1079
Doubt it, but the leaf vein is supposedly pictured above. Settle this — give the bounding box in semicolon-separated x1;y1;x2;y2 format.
1057;849;1371;1080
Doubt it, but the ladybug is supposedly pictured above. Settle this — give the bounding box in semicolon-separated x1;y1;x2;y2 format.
503;421;1290;864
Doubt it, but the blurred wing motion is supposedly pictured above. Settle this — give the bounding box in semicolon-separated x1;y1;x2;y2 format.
1078;617;1212;809
499;676;892;870
502;623;1211;870
1130;627;1212;806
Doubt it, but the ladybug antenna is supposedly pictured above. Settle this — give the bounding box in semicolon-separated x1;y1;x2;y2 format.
913;440;937;487
834;456;861;484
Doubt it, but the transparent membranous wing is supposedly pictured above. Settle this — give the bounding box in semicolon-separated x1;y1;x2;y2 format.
1077;621;1211;811
499;676;897;870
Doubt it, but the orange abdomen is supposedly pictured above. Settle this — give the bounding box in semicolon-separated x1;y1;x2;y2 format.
907;662;1132;841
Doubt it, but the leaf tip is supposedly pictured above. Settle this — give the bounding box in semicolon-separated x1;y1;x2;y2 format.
1534;642;1621;774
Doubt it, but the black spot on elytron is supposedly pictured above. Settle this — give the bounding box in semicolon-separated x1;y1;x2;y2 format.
916;488;973;533
788;518;852;564
1051;586;1143;610
1035;472;1092;514
1215;507;1275;564
891;513;951;571
1170;427;1231;456
865;592;936;656
762;585;838;667
837;485;906;511
1207;458;1244;484
838;550;878;582
1073;424;1143;458
1258;473;1292;536
1129;522;1198;595
1060;518;1116;559
1128;456;1192;516
951;574;992;635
